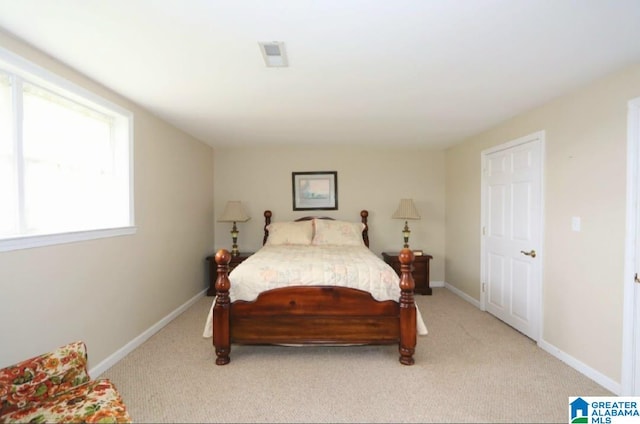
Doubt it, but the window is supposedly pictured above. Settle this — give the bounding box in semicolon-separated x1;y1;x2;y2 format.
0;48;134;252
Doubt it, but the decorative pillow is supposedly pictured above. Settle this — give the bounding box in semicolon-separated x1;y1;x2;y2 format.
312;219;365;246
265;220;313;245
0;341;90;416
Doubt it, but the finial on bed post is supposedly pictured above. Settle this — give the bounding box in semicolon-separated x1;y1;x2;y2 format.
213;249;232;365
360;210;369;248
398;248;416;365
263;210;272;246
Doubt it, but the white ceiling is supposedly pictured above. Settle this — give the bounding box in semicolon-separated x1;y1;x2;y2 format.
0;0;639;149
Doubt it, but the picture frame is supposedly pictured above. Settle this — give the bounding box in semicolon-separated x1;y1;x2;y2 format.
292;171;338;211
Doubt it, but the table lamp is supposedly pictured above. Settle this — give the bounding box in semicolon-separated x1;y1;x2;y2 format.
218;201;250;257
392;198;420;249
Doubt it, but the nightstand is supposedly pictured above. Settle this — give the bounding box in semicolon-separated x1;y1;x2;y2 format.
205;252;254;296
382;251;433;295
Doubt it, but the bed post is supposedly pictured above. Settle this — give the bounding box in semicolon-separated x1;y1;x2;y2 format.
262;210;272;246
398;248;416;365
360;210;369;248
213;249;232;365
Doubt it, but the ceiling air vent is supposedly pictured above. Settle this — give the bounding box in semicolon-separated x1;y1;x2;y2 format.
258;41;288;67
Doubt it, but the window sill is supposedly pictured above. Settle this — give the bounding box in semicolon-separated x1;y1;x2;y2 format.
0;226;137;253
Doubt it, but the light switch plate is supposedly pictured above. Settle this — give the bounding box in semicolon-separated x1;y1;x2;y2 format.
572;216;581;232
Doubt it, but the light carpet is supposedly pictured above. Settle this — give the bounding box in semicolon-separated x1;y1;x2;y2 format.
98;288;612;423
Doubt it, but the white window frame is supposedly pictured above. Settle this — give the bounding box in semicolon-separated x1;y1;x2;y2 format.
0;47;135;252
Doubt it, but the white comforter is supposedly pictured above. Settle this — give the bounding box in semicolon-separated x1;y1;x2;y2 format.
203;245;428;337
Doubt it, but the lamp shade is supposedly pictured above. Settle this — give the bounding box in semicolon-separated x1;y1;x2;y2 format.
218;201;250;222
392;199;421;220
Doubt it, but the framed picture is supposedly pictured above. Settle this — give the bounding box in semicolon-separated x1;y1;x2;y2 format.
292;171;338;211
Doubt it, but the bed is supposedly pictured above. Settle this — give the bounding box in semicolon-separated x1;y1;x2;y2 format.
204;210;427;365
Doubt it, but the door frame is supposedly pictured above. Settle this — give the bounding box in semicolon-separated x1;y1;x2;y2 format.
479;130;545;343
622;96;640;395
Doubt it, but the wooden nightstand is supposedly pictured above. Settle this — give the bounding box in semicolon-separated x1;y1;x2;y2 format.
205;252;254;296
382;251;433;295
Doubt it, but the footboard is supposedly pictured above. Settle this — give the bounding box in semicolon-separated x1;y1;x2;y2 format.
231;286;401;344
213;248;417;365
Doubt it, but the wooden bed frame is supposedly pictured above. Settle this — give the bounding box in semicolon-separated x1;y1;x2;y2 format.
212;210;417;365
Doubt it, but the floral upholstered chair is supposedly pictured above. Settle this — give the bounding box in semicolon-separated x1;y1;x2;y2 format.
0;341;131;423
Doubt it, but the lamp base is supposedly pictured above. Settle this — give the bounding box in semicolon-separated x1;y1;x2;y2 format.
230;222;240;257
402;220;411;249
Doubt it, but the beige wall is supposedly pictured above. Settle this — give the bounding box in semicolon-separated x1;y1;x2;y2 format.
4;23;635;391
445;63;640;384
213;145;446;281
0;31;214;368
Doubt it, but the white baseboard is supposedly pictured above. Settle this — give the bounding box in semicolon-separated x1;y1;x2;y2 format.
443;284;621;395
90;289;207;377
444;282;481;308
537;339;621;395
430;280;445;288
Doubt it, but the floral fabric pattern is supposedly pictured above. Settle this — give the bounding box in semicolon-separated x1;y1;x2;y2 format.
0;379;130;424
0;341;90;416
311;219;365;246
265;220;314;245
227;245;399;302
0;341;131;423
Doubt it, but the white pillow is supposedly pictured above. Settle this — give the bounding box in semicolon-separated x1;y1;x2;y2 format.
265;220;314;245
311;219;365;246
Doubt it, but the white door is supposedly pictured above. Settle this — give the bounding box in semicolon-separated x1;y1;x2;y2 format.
633;272;640;395
634;221;640;395
632;182;640;394
481;132;543;340
623;96;640;395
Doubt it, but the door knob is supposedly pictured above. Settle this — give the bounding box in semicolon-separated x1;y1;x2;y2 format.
520;249;536;258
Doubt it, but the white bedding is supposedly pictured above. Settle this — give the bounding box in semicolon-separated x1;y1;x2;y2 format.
202;245;428;337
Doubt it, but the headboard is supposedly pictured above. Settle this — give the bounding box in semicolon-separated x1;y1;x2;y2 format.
262;210;369;247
